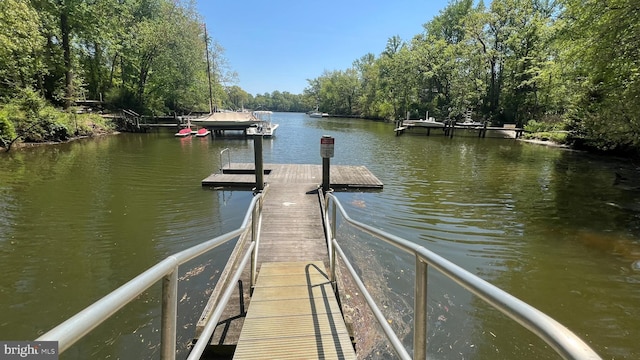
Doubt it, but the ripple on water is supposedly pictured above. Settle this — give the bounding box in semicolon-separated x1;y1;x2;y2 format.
337;186;525;277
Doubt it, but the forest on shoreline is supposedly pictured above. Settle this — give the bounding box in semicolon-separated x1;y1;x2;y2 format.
1;0;639;155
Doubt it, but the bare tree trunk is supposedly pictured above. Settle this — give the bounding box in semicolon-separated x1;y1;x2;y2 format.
109;52;118;88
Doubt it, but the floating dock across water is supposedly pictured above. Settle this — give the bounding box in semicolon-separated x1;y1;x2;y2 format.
202;163;383;190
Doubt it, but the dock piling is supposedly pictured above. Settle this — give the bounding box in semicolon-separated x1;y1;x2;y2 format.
320;135;335;193
479;121;488;138
254;135;264;191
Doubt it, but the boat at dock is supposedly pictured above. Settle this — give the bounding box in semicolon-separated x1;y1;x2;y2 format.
307;108;329;118
174;127;192;137
456;111;483;127
195;128;211;137
176;119;198;137
246;111;279;137
191;111;260;129
456;120;484;127
406;117;445;128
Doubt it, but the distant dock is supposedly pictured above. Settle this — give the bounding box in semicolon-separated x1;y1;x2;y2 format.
395;119;525;138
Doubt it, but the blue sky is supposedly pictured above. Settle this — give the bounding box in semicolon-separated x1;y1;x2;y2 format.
196;0;447;96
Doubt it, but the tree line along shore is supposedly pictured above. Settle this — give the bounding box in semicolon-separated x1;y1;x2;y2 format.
1;0;639;157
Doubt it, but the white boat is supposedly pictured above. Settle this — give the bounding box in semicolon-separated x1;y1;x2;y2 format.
456;120;484;127
308;107;329;118
457;111;483;127
246;111;279;137
408;117;445;128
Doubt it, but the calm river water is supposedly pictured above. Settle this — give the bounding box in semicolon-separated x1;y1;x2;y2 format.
1;112;639;359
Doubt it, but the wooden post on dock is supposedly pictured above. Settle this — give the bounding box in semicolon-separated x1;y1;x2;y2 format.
394;119;404;136
480;122;488;138
254;135;264;191
320;135;334;193
322;158;330;192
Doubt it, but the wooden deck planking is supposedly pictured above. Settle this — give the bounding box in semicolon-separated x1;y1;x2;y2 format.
202;163;383;189
232;262;356;360
257;183;328;263
197;182;333;352
201;173;256;187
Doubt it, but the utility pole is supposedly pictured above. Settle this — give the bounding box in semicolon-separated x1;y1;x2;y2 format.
204;24;214;114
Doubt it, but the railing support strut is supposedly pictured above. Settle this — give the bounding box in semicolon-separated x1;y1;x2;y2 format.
161;266;178;360
414;258;428;360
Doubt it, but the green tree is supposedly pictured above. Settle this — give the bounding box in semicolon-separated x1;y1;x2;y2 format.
378;37;417;119
314;69;360;116
226;86;249;110
0;0;46;99
353;53;382;118
413;0;476;120
562;0;640;152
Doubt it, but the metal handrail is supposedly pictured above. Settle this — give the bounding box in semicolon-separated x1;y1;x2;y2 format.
219;148;231;173
36;192;264;360
323;192;602;360
35;186;602;360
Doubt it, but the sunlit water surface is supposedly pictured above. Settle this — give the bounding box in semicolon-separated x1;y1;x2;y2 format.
1;112;639;359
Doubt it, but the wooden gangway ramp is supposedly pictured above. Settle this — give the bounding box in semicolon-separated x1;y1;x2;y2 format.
194;163;379;359
233;261;355;360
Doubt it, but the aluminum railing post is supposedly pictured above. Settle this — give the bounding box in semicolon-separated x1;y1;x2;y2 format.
330;198;337;284
250;204;258;288
161;268;178;360
414;258;428;360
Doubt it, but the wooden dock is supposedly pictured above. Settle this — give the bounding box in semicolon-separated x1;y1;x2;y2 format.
202;163;383;190
193;163;382;359
396;120;525;138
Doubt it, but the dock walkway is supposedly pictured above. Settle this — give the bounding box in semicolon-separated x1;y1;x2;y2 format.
195;163;381;359
232;261;355;360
